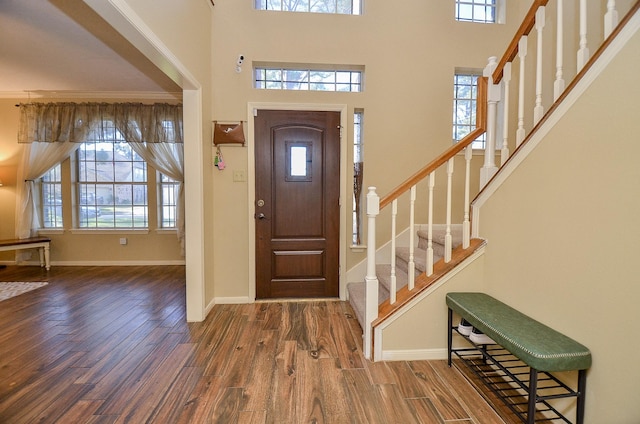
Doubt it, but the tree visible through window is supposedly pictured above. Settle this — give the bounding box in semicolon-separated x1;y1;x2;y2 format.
256;0;361;15
77;122;148;228
255;67;362;92
455;0;497;23
42;164;63;228
353;110;364;245
453;72;486;149
159;173;179;228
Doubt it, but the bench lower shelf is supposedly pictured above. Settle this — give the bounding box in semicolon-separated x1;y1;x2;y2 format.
449;327;586;424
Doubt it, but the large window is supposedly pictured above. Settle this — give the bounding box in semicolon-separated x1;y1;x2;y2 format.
256;0;361;15
40;123;178;230
255;66;363;92
455;0;498;23
453;72;486;149
77;124;148;228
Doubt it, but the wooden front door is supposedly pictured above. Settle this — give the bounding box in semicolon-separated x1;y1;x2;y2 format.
255;110;340;299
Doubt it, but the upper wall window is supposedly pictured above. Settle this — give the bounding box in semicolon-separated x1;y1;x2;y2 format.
255;66;363;92
453;71;485;149
256;0;362;15
455;0;503;24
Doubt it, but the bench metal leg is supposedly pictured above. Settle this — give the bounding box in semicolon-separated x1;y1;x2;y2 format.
576;369;587;424
447;308;453;367
527;368;538;424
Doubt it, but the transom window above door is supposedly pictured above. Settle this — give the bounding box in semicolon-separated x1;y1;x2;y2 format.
254;65;363;92
255;0;362;15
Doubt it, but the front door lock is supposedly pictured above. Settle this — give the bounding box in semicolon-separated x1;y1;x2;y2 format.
257;199;265;207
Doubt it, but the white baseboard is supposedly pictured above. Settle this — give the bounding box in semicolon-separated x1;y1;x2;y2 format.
42;260;186;266
214;296;251;304
380;348;448;361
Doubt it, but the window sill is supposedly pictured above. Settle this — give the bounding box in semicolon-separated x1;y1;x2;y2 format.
38;229;65;236
350;245;366;253
155;228;178;235
69;228;150;235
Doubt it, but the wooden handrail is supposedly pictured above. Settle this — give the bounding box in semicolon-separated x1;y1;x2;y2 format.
492;0;549;84
379;77;487;210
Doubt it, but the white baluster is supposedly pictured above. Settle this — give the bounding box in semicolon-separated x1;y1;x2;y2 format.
577;0;590;70
426;172;435;276
408;186;416;291
554;0;565;101
516;36;528;146
481;56;499;188
463;146;472;249
534;6;546;125
364;187;379;360
501;62;511;165
445;159;454;263
604;0;619;39
389;199;397;304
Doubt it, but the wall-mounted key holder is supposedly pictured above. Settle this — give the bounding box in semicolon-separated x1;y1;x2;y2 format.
213;121;245;146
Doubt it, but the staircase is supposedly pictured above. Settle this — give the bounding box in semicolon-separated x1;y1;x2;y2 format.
350;0;640;362
347;226;463;328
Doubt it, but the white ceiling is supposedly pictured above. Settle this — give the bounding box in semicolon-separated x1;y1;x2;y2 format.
0;0;181;97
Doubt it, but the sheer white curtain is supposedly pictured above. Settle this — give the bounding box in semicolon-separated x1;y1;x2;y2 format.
15;142;83;239
129;142;185;252
16;102;185;251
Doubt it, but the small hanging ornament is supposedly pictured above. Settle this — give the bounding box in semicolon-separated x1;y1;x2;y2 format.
215;146;225;170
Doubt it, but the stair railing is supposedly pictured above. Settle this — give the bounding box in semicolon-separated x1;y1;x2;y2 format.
362;79;487;359
363;0;639;360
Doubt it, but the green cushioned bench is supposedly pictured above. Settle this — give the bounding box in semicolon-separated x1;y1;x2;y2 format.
446;292;591;424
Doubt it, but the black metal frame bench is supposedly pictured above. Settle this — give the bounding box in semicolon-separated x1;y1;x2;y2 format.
446;292;591;424
0;237;51;270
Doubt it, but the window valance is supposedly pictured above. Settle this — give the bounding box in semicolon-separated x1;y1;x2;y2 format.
17;102;183;144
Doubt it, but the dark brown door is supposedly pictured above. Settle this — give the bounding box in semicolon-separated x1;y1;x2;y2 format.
255;110;340;299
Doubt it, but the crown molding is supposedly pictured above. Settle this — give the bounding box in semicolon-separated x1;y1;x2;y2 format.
0;90;183;101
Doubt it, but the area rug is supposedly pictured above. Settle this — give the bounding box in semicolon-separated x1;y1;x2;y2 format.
0;282;48;302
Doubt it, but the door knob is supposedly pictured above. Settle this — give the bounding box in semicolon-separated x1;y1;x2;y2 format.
257;213;266;219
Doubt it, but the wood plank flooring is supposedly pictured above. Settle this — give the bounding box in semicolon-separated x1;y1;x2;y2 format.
0;265;517;423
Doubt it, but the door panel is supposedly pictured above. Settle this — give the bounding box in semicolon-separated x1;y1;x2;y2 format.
255;110;340;299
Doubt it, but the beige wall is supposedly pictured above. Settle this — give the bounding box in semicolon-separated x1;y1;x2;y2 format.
209;1;529;299
478;24;640;423
0;101;20;242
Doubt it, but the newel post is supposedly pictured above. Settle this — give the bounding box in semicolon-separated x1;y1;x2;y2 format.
363;186;379;360
480;56;500;189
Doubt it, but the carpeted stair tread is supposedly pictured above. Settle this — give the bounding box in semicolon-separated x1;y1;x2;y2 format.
396;246;429;274
348;225;467;329
417;227;463;250
376;264;409;293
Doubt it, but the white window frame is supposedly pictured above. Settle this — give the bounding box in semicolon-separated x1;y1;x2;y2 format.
254;65;363;92
352;109;364;246
453;70;486;150
158;173;179;229
255;0;362;15
455;0;505;24
41;164;63;229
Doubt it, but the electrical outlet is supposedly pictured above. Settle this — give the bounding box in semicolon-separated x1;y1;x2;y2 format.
119;237;128;245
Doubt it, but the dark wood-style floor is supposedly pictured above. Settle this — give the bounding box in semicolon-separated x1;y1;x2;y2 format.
0;265;517;423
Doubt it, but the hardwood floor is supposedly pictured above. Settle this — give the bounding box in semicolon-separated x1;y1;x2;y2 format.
0;265;516;423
